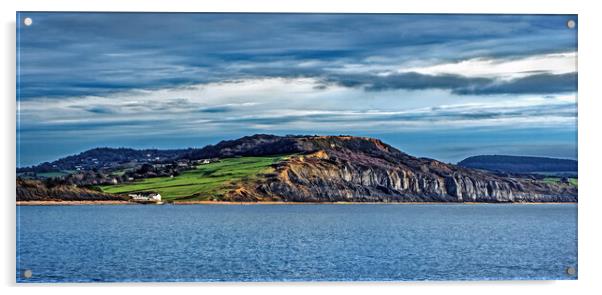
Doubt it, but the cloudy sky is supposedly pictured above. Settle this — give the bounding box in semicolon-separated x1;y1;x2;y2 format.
16;13;577;166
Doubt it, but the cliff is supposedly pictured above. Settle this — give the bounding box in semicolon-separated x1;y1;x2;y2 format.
216;135;577;202
16;179;126;201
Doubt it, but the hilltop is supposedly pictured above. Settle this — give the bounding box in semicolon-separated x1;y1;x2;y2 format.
458;155;577;174
17;147;190;173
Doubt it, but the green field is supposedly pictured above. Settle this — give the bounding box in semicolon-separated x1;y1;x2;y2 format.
543;177;578;187
100;155;290;201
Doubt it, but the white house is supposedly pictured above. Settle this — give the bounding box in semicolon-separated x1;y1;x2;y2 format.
128;192;162;202
194;158;216;165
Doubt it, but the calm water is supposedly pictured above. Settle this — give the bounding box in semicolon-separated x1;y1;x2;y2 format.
16;204;577;282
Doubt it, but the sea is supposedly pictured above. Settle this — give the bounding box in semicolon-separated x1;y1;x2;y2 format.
16;203;577;282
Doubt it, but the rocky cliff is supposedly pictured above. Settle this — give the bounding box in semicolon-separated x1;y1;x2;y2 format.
217;135;577;203
16;179;126;201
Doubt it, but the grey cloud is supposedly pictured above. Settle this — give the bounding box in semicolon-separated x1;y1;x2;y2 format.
453;73;577;95
321;72;577;95
197;106;233;113
85;106;116;114
18;13;577;99
199;102;576;127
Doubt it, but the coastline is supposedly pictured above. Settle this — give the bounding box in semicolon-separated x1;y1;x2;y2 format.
16;200;133;206
16;200;578;206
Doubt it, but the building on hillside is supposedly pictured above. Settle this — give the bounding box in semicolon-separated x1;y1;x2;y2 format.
128;192;162;203
194;158;218;165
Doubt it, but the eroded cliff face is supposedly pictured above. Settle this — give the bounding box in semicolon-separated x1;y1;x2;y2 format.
16;179;126;201
224;136;577;203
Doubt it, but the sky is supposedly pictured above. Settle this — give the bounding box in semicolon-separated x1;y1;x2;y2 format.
16;13;578;167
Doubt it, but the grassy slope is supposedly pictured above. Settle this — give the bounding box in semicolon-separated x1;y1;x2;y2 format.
100;155;290;201
543;177;578;187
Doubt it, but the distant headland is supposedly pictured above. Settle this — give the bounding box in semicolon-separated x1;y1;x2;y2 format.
16;134;577;204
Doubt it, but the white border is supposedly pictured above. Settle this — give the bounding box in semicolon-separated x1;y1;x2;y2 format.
2;1;601;294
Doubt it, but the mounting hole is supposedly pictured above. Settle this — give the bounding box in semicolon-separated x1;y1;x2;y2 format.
23;17;32;26
566;266;576;276
22;269;32;279
567;19;576;29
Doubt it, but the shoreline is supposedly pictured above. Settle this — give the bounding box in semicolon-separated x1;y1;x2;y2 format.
17;200;133;206
16;200;578;206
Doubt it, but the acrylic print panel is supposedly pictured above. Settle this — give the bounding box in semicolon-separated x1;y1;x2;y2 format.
16;13;578;282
